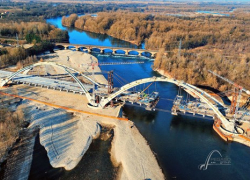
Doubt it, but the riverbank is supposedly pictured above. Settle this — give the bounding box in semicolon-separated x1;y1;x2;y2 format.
0;50;165;179
39;50;108;85
155;68;250;148
0;85;165;179
61;22;143;47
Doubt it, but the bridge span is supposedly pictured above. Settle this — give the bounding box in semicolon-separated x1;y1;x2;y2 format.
98;76;234;131
0;62;99;102
55;43;159;58
0;62;240;135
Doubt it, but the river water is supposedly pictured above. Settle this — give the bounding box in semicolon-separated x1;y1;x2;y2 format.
33;16;250;180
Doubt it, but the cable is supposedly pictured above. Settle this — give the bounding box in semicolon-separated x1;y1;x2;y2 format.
113;76;124;86
114;72;129;84
124;103;213;120
160;98;174;101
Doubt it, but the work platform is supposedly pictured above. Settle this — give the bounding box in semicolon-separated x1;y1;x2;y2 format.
102;91;160;111
171;95;250;122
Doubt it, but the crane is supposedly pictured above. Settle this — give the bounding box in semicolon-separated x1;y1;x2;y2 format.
208;70;250;95
239;97;250;121
81;58;144;103
137;82;154;100
208;70;250;121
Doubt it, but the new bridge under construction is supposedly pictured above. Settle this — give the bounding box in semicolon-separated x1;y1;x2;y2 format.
0;53;250;147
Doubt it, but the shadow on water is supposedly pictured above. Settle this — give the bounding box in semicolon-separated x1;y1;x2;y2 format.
29;127;118;180
0;158;7;179
39;16;250;180
196;84;231;106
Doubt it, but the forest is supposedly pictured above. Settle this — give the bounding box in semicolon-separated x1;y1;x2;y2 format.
62;11;250;91
1;1;250;90
0;2;71;68
154;49;250;92
0;1;148;22
0;22;68;43
0;105;25;161
0;22;68;67
62;12;250;52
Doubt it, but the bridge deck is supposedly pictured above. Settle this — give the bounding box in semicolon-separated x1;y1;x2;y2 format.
0;70;92;93
55;43;159;53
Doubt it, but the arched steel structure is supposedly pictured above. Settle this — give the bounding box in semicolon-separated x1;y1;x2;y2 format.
99;77;234;130
0;61;234;131
0;62;101;102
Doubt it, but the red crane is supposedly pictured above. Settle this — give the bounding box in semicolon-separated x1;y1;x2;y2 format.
208;70;250;120
81;58;144;102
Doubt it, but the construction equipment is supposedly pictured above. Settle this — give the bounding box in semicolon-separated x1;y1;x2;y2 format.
230;87;242;115
208;70;250;95
137;82;153;100
108;70;113;94
81;59;144;102
239;97;250;120
208;70;250;121
241;97;250;110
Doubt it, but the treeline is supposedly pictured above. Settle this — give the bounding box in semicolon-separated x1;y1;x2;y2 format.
0;22;68;67
62;12;250;90
0;105;25;161
1;1;249;23
62;12;153;45
62;12;250;53
154;50;250;91
0;3;70;70
0;42;55;68
0;1;147;22
0;22;69;43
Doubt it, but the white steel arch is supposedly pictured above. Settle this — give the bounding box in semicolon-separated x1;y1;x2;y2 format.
0;62;99;101
99;77;234;131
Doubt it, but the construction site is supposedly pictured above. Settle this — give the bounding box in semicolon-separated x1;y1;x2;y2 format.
0;48;250;180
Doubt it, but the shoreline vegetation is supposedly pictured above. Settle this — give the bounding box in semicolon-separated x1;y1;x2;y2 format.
0;22;69;68
62;11;250;92
1;0;250;92
0;96;26;165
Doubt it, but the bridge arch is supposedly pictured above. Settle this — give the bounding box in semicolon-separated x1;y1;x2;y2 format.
128;51;139;56
99;76;233;130
103;49;113;54
90;47;101;53
141;52;152;58
79;47;89;52
67;46;77;51
0;62;101;102
114;49;126;55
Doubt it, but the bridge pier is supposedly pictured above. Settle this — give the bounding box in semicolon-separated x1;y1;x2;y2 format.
55;43;159;59
151;52;157;59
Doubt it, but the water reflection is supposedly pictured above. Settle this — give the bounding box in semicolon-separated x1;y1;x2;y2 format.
44;15;250;180
97;55;250;180
46;16;145;49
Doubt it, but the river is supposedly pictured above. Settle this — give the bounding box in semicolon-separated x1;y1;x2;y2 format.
46;15;145;49
27;16;250;180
